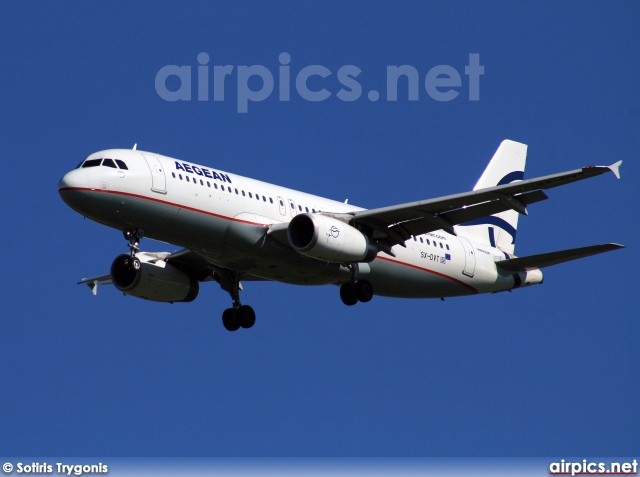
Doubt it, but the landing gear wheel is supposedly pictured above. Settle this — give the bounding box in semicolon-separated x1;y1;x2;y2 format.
340;283;358;306
237;305;256;329
222;308;240;332
123;256;141;271
354;279;374;303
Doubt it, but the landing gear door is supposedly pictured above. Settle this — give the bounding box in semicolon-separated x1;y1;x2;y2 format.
458;236;476;278
142;154;166;194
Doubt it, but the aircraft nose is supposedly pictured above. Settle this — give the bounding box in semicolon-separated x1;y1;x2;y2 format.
58;169;89;191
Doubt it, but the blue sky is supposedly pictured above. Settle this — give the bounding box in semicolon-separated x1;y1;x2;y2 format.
0;2;638;457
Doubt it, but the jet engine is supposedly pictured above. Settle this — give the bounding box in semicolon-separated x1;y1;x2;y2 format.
287;214;378;262
512;268;544;288
110;254;199;302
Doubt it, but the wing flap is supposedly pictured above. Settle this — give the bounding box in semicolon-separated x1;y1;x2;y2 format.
495;243;624;271
359;189;548;244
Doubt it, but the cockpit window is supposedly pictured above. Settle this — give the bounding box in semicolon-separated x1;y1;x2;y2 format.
115;159;128;170
102;158;117;168
81;159;102;168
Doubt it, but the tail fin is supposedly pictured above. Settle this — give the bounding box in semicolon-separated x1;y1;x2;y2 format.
454;140;528;255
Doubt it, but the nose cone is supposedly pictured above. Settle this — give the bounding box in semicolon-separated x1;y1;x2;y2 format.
58;169;89;191
58;169;91;212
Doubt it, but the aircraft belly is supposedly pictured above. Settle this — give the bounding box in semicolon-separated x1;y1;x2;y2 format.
367;251;477;298
221;221;344;284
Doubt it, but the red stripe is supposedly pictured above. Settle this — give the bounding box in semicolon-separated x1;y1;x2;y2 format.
377;255;478;294
59;187;268;227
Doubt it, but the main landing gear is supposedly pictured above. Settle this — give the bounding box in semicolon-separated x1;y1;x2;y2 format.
339;263;374;306
122;228;144;270
218;269;256;332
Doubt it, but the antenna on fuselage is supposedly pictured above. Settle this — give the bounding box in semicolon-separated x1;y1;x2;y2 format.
132;143;137;150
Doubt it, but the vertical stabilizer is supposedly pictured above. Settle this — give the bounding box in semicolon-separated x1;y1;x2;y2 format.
454;140;528;255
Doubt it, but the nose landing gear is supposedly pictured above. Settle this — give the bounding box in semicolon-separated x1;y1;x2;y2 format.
122;228;144;270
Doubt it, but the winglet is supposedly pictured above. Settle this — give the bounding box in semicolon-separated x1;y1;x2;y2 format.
78;274;112;295
608;160;622;179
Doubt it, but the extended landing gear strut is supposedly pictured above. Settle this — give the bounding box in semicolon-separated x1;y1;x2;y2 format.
218;269;256;332
122;228;144;270
339;263;374;306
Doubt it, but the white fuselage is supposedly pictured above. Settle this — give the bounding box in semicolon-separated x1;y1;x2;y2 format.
59;149;536;299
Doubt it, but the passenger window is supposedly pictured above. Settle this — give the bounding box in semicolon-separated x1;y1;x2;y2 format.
269;198;273;204
305;207;309;213
115;160;128;170
440;243;443;248
179;174;183;180
186;176;190;182
248;192;252;198
446;244;450;250
221;185;224;191
263;196;266;202
214;183;218;189
81;159;102;168
207;181;210;187
420;237;423;243
242;191;245;196
426;239;430;245
102;159;117;168
298;205;302;211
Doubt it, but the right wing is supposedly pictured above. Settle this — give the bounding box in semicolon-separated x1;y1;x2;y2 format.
328;161;622;251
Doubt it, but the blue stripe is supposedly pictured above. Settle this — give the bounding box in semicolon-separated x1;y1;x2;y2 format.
460;216;517;244
488;227;496;247
497;170;524;186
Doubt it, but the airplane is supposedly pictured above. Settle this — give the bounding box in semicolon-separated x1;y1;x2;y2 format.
58;140;624;331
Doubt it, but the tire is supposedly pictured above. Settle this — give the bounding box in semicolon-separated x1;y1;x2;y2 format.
354;279;374;303
237;305;256;329
131;257;141;270
340;283;358;306
222;308;240;331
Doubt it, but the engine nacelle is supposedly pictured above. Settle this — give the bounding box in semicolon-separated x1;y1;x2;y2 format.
512;268;544;288
287;214;377;263
110;254;199;303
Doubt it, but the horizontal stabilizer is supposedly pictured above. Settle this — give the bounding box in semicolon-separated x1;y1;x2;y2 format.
495;243;624;271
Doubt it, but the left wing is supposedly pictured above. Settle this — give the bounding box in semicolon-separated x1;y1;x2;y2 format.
77;249;269;295
329;161;621;250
